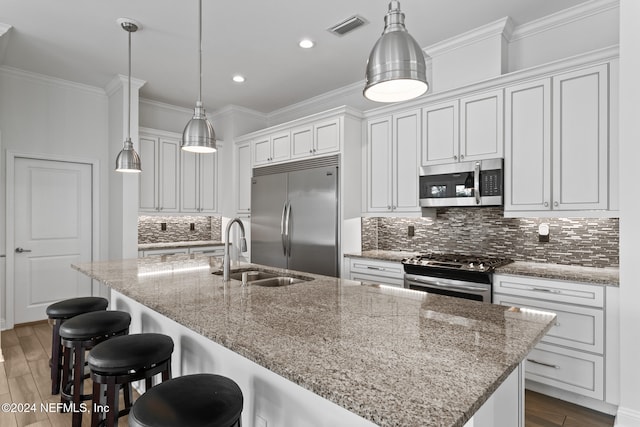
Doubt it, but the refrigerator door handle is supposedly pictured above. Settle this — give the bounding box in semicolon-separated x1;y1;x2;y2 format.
280;201;287;256
284;202;291;257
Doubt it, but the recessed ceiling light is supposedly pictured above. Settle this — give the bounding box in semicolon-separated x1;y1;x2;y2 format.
232;75;245;83
299;39;314;49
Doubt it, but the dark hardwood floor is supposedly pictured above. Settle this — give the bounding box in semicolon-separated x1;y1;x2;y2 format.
526;389;615;427
0;322;617;427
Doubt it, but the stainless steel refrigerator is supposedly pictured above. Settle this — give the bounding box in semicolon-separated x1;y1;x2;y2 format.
251;156;339;277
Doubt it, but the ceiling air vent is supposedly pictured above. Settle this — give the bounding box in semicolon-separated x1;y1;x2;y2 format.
328;15;368;36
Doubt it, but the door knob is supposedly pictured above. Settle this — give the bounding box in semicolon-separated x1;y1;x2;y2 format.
15;247;32;253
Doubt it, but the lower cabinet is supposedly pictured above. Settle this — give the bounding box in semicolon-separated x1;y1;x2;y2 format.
348;258;404;288
493;274;618;412
139;247;189;257
140;245;224;257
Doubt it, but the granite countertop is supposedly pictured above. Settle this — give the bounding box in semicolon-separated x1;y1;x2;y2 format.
72;255;555;427
495;261;619;286
346;251;619;286
138;240;225;251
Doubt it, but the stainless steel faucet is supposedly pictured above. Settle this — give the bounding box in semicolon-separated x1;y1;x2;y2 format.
223;218;248;281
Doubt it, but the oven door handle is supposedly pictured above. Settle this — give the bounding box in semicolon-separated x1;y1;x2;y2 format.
407;276;489;293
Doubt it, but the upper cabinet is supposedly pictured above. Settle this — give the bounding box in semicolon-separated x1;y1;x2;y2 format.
504;63;612;216
181;149;219;214
253;132;290;166
366;109;421;213
421;89;503;166
290;118;340;160
139;130;180;213
236;141;251;214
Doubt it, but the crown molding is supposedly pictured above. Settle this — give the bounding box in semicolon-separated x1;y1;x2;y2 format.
105;74;146;97
0;23;12;36
0;65;106;96
425;16;513;57
510;0;619;42
140;97;192;115
213;104;267;121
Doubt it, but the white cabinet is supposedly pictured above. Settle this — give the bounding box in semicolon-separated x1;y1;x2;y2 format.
493;274;615;405
505;64;611;214
253;131;290;166
236;142;252;214
188;245;224;256
366;109;421;213
421;89;503;166
181;149;218;214
291;118;341;159
348;258;404;288
139;131;180;213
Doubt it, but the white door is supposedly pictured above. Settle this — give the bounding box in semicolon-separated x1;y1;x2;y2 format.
14;158;92;324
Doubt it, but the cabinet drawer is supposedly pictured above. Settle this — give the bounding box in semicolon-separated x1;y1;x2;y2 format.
349;259;404;280
350;272;404;288
525;343;603;400
494;295;603;354
493;274;604;308
141;248;189;257
189;246;224;256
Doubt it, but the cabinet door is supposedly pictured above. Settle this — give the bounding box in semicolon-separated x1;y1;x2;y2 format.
290;126;313;159
504;79;551;211
422;100;459;165
180;150;199;212
236;142;252;213
460;89;504;161
158;138;180;212
314;118;340;155
552;64;608;210
199;152;218;213
393;110;420;212
367;117;393;212
271;132;291;163
139;135;159;212
253;137;271;165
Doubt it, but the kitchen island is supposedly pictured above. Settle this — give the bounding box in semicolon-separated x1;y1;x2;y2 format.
72;255;555;427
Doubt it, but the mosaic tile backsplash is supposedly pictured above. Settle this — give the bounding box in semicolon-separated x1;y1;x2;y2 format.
362;207;619;268
138;216;222;243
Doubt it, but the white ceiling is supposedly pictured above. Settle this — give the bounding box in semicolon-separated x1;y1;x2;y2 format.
0;0;590;114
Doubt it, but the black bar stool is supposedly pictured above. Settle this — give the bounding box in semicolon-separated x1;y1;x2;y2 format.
128;374;243;427
59;310;132;427
46;297;109;395
88;333;174;427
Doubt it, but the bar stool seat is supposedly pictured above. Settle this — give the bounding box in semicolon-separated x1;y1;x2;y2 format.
88;333;174;427
128;374;243;427
46;297;109;395
59;310;131;427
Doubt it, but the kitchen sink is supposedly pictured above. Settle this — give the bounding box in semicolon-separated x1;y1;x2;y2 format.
213;269;313;287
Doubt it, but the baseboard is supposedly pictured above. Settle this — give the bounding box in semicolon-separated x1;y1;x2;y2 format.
615;407;640;427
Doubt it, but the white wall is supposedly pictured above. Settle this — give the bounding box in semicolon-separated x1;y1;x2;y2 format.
616;1;640;425
0;67;111;326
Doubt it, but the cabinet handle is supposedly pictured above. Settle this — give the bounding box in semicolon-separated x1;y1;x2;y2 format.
392;205;396;210
460;154;464;160
367;266;384;271
453;155;458;160
313;148;317;153
543;202;549;207
310;149;313;154
554;201;559;207
528;287;561;294
387;205;392;210
527;358;560;369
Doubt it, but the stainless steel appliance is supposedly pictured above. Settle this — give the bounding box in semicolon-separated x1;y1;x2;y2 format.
402;253;512;303
251;155;339;277
419;158;503;207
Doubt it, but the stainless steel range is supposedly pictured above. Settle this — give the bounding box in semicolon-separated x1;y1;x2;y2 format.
401;253;513;303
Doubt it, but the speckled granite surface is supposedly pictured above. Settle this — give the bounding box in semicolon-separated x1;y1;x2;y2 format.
496;261;619;286
72;255;555;427
138;240;224;251
347;251;619;287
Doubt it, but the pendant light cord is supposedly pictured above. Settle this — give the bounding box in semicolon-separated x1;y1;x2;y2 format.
127;27;132;140
198;0;202;104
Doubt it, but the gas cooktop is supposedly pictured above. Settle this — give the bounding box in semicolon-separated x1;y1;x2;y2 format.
401;253;513;273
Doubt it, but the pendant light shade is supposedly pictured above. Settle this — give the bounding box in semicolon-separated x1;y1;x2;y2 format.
115;19;142;173
182;0;216;153
364;1;428;103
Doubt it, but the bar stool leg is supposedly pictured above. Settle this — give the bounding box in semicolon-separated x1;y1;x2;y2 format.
60;346;72;406
71;342;85;427
105;376;118;427
50;319;63;394
91;381;102;427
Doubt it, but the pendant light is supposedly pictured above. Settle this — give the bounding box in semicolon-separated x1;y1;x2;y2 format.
364;1;428;103
115;19;142;173
182;0;216;153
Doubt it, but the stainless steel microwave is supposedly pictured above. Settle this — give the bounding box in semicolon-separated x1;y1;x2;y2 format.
419;158;503;207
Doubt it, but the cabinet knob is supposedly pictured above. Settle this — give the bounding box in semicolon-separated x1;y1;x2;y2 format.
310;149;313;153
460;154;464;160
453;155;458;160
544;202;549;207
554;201;559;207
313;148;317;153
387;205;392;210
